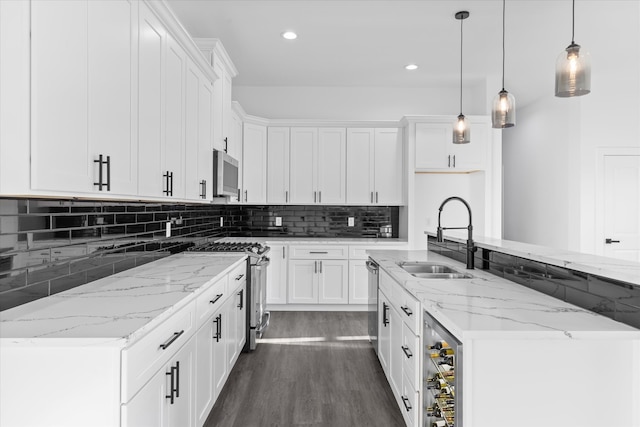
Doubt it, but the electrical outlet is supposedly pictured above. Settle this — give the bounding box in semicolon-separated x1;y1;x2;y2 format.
166;222;171;237
275;217;282;226
348;217;355;227
220;216;224;227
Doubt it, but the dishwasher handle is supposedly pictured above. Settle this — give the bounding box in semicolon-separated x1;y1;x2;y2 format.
365;260;379;274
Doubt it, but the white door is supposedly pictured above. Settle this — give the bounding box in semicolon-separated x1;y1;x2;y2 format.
225;293;238;372
266;244;288;304
194;320;215;427
349;261;369;304
414;123;450;170
88;0;137;196
374;128;403;205
453;118;488;171
288;260;317;304
290;128;317;204
389;305;403;398
318;260;348;304
30;1;89;193
378;292;391;375
603;155;640;261
166;338;195;427
121;367;166;427
242;123;267;203
212;310;227;397
211;61;225;152
163;36;185;199
235;282;247;355
317;128;346;204
346;128;375;204
267;127;290;204
137;4;165;197
184;63;201;200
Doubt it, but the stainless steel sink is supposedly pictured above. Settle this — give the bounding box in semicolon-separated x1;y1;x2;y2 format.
398;262;472;279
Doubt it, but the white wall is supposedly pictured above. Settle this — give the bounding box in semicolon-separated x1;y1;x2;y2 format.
233;84;487;121
503;0;640;253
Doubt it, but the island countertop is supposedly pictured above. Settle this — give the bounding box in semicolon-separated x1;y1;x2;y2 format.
424;231;640;287
0;253;246;345
367;249;640;341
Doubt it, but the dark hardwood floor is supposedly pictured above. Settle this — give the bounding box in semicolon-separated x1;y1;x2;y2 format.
203;311;405;427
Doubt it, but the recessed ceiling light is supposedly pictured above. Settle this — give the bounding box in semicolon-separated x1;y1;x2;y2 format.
281;31;298;40
405;64;419;70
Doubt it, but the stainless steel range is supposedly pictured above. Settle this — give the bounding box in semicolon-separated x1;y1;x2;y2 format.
188;240;270;351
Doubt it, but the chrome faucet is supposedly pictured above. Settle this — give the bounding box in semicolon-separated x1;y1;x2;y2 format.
436;196;476;269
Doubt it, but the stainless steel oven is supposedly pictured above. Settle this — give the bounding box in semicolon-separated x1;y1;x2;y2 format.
187;241;270;351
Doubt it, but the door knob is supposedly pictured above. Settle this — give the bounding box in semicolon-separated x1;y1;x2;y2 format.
605;238;621;244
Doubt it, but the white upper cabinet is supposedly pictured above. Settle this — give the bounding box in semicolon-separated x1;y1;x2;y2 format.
163;35;186;199
267;127;291;204
30;0;138;196
242;123;267;204
415;118;488;171
289;127;346;204
346;128;403;205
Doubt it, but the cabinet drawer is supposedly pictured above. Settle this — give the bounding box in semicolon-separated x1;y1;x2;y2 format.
121;301;196;403
195;275;228;328
228;260;248;291
401;322;420;389
348;244;407;260
391;281;420;334
401;372;419;427
289;245;347;259
379;269;394;299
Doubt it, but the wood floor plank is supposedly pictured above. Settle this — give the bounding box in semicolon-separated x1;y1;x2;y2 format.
203;311;405;427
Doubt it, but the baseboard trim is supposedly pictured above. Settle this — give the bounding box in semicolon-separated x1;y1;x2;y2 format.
266;304;368;312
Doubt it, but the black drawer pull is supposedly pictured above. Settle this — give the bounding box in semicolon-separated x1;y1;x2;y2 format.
238;289;244;309
401;306;413;316
382;302;389;326
309;251;328;254
209;293;223;305
235;274;245;281
401;345;413;359
401;396;412;412
159;330;184;350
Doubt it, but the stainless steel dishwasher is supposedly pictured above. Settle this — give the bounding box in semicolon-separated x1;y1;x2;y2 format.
366;258;379;354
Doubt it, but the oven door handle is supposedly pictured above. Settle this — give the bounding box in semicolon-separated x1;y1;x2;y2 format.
256;257;271;268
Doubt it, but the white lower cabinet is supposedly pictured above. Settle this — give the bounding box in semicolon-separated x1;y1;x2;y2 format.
400;372;418;427
348;261;369;304
123;335;196;427
288;259;348;304
378;290;391;375
266;243;288;305
389;303;403;398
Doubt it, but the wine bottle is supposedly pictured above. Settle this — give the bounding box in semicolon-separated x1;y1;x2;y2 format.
427;379;447;389
438;363;454;372
426;406;441;417
428;340;449;350
431;420;447;427
439;347;455;357
438;356;454;366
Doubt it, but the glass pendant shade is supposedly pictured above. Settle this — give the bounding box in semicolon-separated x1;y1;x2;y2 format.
555;42;591;97
453;114;470;144
492;89;516;128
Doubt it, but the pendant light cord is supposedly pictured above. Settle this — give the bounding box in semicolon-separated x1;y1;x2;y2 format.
571;0;575;43
501;0;506;90
459;15;463;115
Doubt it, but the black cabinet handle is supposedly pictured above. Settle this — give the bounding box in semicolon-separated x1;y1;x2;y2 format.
175;361;180;398
453;155;456;168
285;190;288;203
309;251;328;254
165;366;175;404
200;180;207;199
244;190;248;202
238;289;244;309
376;192;378;203
401;306;413;317
214;314;222;342
94;155;111;191
237;188;241;201
170;171;173;196
401;345;413;359
370;192;373;203
209;293;223;305
605;238;621;244
95;155;103;190
159;330;184;350
382;302;389;326
163;171;170;196
224;137;228;153
319;191;322;203
448;155;451;168
106;155;111;191
235;274;245;281
401;396;412;412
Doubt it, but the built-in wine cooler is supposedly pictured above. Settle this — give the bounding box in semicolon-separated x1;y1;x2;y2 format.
423;311;463;427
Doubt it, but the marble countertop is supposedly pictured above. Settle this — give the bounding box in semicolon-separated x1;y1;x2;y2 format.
368;250;640;341
218;237;408;244
0;253;246;346
425;231;640;287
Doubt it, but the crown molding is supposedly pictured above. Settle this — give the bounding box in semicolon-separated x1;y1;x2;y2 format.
193;38;239;78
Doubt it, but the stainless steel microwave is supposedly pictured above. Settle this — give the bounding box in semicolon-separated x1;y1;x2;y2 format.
213;150;239;197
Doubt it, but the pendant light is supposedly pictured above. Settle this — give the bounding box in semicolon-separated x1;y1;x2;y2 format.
491;0;516;128
453;11;470;144
555;0;591;97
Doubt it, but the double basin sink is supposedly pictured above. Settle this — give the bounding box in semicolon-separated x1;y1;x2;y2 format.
398;261;472;279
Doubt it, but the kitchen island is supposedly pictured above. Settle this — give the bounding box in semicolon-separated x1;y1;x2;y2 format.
368;249;640;427
0;253;248;427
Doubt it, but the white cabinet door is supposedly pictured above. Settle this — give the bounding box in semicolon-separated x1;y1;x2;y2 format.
349;260;369;304
194;317;215;427
163;35;185;199
453;118;489;170
88;0;138;196
378;291;391;375
317;128;346;204
122;365;166;427
224;290;238;373
415;122;451;170
235;282;247;356
222;72;233;150
242;123;267;203
317;260;348;304
229;110;243;162
289;128;317;204
288;260;317;304
267;127;290;204
374;128;403;205
166;338;195;427
346;128;375;204
137;3;166;197
266;244;288;305
30;1;89;193
389;305;403;398
212;309;227;397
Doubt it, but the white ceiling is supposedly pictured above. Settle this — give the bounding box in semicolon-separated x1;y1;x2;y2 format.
167;1;639;108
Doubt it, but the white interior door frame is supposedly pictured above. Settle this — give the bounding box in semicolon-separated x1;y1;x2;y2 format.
594;146;640;257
